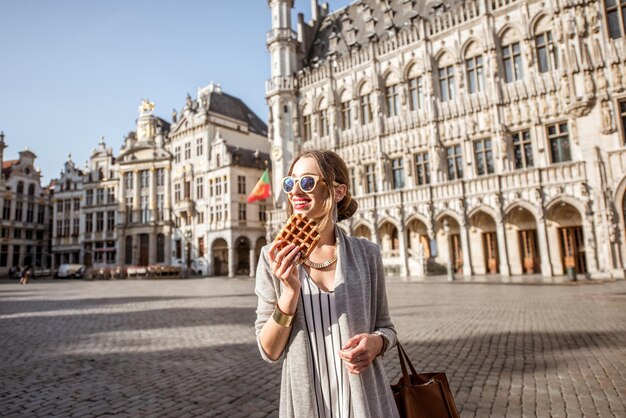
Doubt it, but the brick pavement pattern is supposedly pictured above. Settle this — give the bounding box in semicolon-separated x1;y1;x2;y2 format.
0;277;625;417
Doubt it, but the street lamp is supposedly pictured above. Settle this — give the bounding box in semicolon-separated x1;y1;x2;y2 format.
443;218;454;281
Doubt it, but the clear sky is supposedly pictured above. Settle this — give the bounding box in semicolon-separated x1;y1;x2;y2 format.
0;0;353;183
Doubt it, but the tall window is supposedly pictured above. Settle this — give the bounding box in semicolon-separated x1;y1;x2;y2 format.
365;163;376;194
125;236;133;264
156;234;165;263
184;142;191;160
391;158;405;189
438;65;455;101
512;130;534;169
619;100;626;144
85;213;93;233
73;198;80;211
446;145;464;180
125;197;133;223
125;172;134;190
547;122;572;163
535;31;558;73
141;196;149;223
37;205;44;223
3;200;11;220
474;138;494;176
238;203;247;221
0;245;7;267
303;114;312;141
174;183;181;202
56;220;62;237
606;0;626;38
341;100;352;130
360;93;373;125
15;202;22;222
86;190;93;206
198;237;205;257
175;146;181;164
96;212;104;232
26;203;34;223
237;176;246;194
196;177;204;199
28;184;35;196
466;55;485;94
107;188;115;204
63;219;70;237
385;83;400;117
197;211;204;223
209;179;214;197
349;167;357;194
414;152;430;185
408;76;424;111
502;41;523;82
16;182;24;195
96;189;104;205
73;218;80;236
196;138;203;156
64;199;71;212
259;205;267;222
319;109;329;137
107;211;115;231
156;168;165;186
140;170;149;189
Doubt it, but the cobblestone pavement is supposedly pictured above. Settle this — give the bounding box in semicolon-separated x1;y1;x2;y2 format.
0;277;625;418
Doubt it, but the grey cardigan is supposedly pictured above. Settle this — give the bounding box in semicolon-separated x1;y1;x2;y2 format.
254;226;400;418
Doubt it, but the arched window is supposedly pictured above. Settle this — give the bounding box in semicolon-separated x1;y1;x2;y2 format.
465;42;485;94
28;184;35;196
501;29;524;83
437;52;456;102
16;181;24;195
339;90;351;131
317;98;329;137
302;104;312;141
358;82;373;125
534;17;558;73
384;73;400;117
605;0;626;39
406;64;424;111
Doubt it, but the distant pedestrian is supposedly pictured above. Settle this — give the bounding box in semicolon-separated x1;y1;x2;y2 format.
19;266;32;285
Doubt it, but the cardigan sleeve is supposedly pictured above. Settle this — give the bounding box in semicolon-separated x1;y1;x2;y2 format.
254;245;284;363
372;246;398;353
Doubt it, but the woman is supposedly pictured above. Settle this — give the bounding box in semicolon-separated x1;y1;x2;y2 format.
255;150;399;417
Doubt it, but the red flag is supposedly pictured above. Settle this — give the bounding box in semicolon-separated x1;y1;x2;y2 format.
247;169;271;203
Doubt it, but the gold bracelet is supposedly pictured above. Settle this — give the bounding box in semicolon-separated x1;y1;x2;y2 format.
273;305;295;327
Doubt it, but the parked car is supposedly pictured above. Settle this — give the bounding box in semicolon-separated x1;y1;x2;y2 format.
56;264;85;278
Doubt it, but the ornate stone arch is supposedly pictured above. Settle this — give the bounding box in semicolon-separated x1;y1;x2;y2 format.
299;99;314;116
404;213;431;230
529;12;552;37
377;216;402;231
314;95;328;111
433;48;457;67
434;208;464;225
355;77;374;98
461;37;486;59
381;67;402;86
544;196;586;216
496;24;525;46
503;200;539;222
402;59;423;81
467;204;499;223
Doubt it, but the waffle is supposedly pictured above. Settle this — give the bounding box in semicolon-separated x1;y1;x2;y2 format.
274;213;321;259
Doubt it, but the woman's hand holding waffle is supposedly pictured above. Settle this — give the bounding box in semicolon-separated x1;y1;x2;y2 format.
268;240;302;292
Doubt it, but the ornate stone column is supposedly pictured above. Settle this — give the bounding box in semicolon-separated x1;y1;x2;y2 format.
149;167;156;222
228;241;235;278
536;218;553;277
249;247;256;278
133;170;140;222
496;220;510;276
460;217;473;277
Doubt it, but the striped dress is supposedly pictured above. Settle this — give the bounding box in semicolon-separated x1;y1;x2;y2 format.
300;270;353;418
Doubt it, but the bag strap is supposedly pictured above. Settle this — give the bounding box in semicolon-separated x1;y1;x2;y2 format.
396;341;419;386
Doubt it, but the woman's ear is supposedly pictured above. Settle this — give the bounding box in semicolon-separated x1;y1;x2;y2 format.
335;184;347;203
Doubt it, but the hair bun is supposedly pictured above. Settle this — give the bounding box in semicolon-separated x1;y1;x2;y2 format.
338;195;358;222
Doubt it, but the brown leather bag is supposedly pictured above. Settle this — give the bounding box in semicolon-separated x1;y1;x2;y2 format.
390;342;461;418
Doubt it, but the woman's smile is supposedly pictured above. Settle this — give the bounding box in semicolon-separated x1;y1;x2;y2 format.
292;197;312;210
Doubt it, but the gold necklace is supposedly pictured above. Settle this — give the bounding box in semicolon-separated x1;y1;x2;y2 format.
303;246;338;269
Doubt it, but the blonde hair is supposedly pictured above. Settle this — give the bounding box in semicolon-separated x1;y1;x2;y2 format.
286;150;358;231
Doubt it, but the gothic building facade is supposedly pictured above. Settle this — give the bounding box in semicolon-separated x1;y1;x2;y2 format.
0;132;51;274
266;0;626;279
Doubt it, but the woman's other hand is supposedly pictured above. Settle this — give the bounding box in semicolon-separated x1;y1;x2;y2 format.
338;333;384;375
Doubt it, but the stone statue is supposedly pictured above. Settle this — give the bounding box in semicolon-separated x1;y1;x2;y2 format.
597;68;608;92
172;108;178;123
588;4;600;32
584;71;595;96
185;93;194;111
555;16;564;43
601;99;613;132
560;74;571;104
575;6;587;37
612;64;624;90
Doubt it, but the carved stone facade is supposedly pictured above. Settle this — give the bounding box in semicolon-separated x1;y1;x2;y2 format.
266;0;626;279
